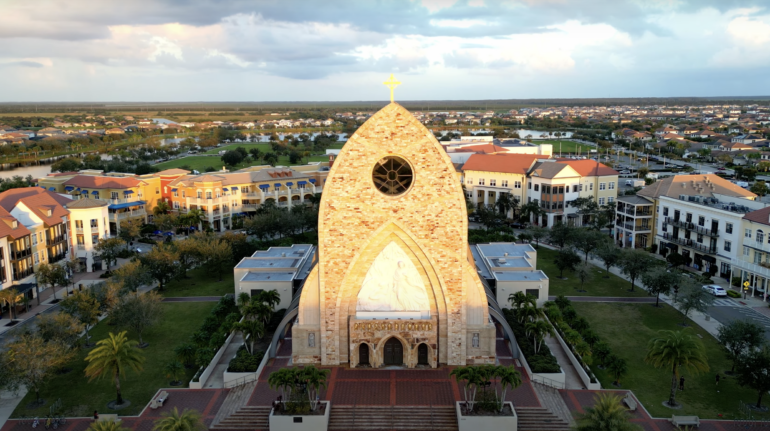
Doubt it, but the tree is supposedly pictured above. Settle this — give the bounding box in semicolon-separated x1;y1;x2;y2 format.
5;334;75;403
110;292;164;347
175;236;204;278
575;393;641;431
494;193;515;218
183;208;204;230
165;361;184;386
95;237;126;271
450;366;483;412
641;267;677;307
0;287;21;320
153;200;171;216
85;331;145;406
525;319;554;354
233;319;265;355
119;219;141;246
221;150;244;167
593;240;620;277
751;181;768;197
51;157;84;173
153;407;205;431
573;229;605;261
637;166;650;179
175;343;197;368
645;330;709;407
203;238;232;281
36;263;67;301
108;260;151;294
88;420;130;431
264;152;278;166
553;248;581;278
675;283;715;325
607;355;628;386
36;312;84;348
60;290;101;346
666;251;687;270
717;320;765;372
301;365;331;411
619;249;655;291
520;200;545;225
139;243;180;291
574;262;593;292
154;213;179;232
508;291;536;311
249;148;263;164
735;346;770;409
527;226;548;249
548;222;575;248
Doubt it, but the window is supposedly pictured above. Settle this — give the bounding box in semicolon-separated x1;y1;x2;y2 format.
579;184;583;191
608;197;615;203
726;223;733;234
173;190;179;197
156;187;160;195
490;179;496;187
756;252;764;264
216;190;221;198
32;235;37;246
173;201;180;209
724;241;731;252
75;220;83;229
573;185;578;193
589;183;594;191
76;235;85;245
514;181;521;189
90;219;98;228
609;182;615;190
467;178;473;185
662;207;669;217
372;156;413;196
206;191;212;199
686;213;692;223
697;234;703;244
528;182;531;189
558;186;564;194
746;228;752;239
599;183;606;191
744;246;750;256
111;192;118;200
534;184;539;192
182;191;186;197
698;216;705;227
599;197;605;205
502;180;508;187
33;252;39;264
478;179;485;186
92;234;99;244
759;230;766;243
197;191;202;199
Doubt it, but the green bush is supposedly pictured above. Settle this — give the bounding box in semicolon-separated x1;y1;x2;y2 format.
138;237;157;245
228;345;264;372
503;309;560;374
727;290;741;298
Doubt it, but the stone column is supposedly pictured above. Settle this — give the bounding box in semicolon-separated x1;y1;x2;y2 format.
287;188;293;210
483;189;489;207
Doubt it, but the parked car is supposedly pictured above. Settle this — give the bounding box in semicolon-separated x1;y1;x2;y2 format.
702;284;727;297
717;167;726;171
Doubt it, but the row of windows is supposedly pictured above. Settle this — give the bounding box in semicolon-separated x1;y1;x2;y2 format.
466;178;519;188
745;229;770;244
660;207;733;234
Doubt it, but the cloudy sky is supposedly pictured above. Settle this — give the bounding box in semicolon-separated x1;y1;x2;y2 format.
2;0;770;102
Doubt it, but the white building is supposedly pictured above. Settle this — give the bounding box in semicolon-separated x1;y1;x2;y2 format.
65;199;110;272
233;244;315;310
472;243;549;307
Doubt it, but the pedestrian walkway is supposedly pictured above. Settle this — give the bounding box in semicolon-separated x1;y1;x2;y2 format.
712;298;741;307
542;335;583;389
202;333;244;389
548;296;656;303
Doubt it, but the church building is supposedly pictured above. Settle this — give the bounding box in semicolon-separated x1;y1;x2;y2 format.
292;102;496;368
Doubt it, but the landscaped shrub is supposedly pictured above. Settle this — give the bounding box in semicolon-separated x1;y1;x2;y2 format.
727;290;741;298
184;296;241;377
503;309;560;374
138;237;157;245
546;297;602;383
228;345;265;372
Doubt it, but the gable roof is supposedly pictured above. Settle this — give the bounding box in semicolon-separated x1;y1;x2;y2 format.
0;206;30;240
638;174;756;200
744;206;770;226
63;175;143;189
0;188;72;227
557;160;618;177
461;154;539;175
529;162;577;179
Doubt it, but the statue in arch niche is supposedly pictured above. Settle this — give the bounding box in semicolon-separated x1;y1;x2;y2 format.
356;241;430;312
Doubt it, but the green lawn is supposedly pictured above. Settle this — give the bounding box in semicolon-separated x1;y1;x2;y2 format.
161;266;234;298
572;302;770;420
532;140;594;155
536;247;648;297
154;153;328;172
12;301;216;418
201;143;273;155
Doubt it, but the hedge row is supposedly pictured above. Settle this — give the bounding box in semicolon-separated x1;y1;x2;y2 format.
189;296;241;382
545;296;603;384
502;308;561;373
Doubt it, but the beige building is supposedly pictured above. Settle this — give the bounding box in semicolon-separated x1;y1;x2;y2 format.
233;244;315;310
472;243;549;307
292;103;498;368
462;154;540;212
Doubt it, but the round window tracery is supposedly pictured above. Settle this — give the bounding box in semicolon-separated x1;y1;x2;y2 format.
372;156;413;196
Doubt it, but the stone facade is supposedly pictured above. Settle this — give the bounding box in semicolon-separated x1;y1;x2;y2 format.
349;317;438;368
292;103;495;367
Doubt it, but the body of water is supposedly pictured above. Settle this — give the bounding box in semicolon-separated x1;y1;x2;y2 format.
517;129;574;139
152;118;176;125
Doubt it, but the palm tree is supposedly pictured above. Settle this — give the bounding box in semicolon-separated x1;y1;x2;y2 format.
153;407;205;431
256;290;281;312
450;366;483;412
645;330;709;407
508;291;535;311
574;341;593;364
185;208;204;230
520;200;545;225
575;393;641;431
494;192;514;219
0;288;20;320
175;343;196;368
88;420;130;431
517;304;544;323
165;361;184;385
85;331;145;406
243;301;272;326
497;366;522;412
525;319;554;354
153;200;170;216
301;365;330;410
233;319;265;354
236;292;251;313
607;355;628;386
268;368;297;400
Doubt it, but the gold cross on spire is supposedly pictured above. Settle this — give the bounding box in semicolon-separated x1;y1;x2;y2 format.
383;74;401;103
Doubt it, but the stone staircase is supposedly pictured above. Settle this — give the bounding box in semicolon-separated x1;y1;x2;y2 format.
516;407;571;431
329;406;458;431
210;381;269;430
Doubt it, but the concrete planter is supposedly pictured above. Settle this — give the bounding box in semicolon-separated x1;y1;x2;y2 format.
269;401;330;431
189;330;235;389
455;401;517;431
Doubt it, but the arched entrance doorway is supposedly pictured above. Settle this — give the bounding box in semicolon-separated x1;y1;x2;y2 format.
359;344;370;366
417;344;429;366
383;338;404;366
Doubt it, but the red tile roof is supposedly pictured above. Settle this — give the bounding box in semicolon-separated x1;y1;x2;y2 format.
63;175;143;189
462;154;539;175
0;188;71;228
557;160;618;177
0;206;30;239
744;206;770;226
450;144;509;154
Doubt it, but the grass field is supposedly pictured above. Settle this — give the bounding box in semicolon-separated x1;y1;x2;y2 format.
530;139;595;155
161;266;234;297
536;247;648;297
572;302;770;419
153;153;328;172
12;301;216;418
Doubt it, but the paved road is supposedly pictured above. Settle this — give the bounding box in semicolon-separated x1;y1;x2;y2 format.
707;298;770;343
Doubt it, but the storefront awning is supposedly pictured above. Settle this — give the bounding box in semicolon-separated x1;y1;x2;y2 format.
65;186;75;191
91;191;99;195
259;184;270;190
48;187;56;191
109;200;146;210
297;181;307;185
171;188;177;192
309;179;316;184
124;190;134;194
231;186;238;190
274;183;282;188
15;283;36;294
222;188;229;191
286;182;293;187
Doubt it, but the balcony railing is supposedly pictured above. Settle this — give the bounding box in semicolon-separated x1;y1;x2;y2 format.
661;232;717;254
46;235;66;246
48;253;67;263
745;239;770;254
11;248;31;261
114;210;146;220
623;207;653;216
13;267;33;281
77;244;86;250
665;217;719;237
